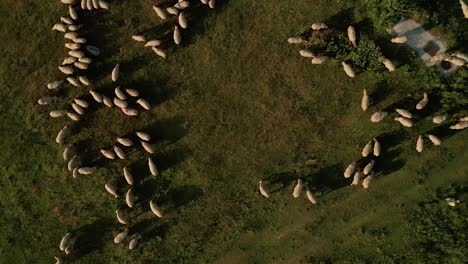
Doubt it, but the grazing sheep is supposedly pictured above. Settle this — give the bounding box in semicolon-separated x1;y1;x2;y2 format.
150;200;163;217
68;155;79;171
123;167;134;185
74;98;89;108
69;6;78;20
259;180;269;198
90;90;103;103
114;145;126;160
395;109;412;119
391;36;407;44
59;232;72;251
362;140;373;157
427;134;442;145
311;56;329;64
362;173;373;189
299;50;315;58
208;0;215;8
67;112;81;121
153;6;167;20
306;189;317;204
63;145;74;161
145;40;162;47
416;92;428;110
342;62;355;78
416;135;424;153
460;116;468;121
85;45;101;56
78;57;92;64
61;0;75;5
122;107;138;116
152;47;167;59
72;167;80;178
61;16;73;25
176;1;190;9
460;0;468;18
347;26;357;48
73;37;87;44
132;35;146;42
136;131;151;141
112;64;120;82
71;103;84;115
287;37;304;44
167;7;179;15
370;111;388;123
65;42;81;50
128;234;142;250
98;0;109;10
394;116;413;127
174;25;182;45
179;12;188;29
78;76;90;86
81;0;87;10
62;57;77;65
92;0;99;9
311;22;328;30
101;149;116;160
373;138;381;157
58;66;74;75
292;179;303;198
50;110;67;118
74;61;88;70
78;167;96;175
126;88;140;97
117;137;133;147
113;229;129;244
137;99;151;110
38;96;57;105
64;236;77;254
68;24;82;31
56;126;69;144
450;121;468;130
55;256;61;264
344;161;356;178
142;141;155;154
351;170;362;185
361;89;369;111
126;188;135;208
382;58;395;72
105;183;118;198
115;87;127;100
52;23;67;32
47;80;64;90
102;96;113;107
113;97;128;109
363;160;375;175
69;50;84;58
432;115;447;124
148;157;158;176
116;209;128;225
86;0;93;10
446;56;466;66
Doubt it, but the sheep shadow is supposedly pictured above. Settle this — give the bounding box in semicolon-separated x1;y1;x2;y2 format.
373;130;407;177
67;217;114;258
324;8;355;31
160;184;204;213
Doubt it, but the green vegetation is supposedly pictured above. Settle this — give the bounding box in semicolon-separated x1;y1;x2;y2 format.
0;0;466;263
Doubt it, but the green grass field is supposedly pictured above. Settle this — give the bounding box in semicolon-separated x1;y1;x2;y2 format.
0;0;466;263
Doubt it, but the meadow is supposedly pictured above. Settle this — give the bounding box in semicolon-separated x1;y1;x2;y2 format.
0;0;466;263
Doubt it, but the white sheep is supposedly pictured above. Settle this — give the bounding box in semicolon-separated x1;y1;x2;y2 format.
68;24;82;31
174;25;182;45
351;170;362;185
67;112;81;121
123;166;134;185
344;161;356;178
98;0;109;10
136;131;151;141
394;116;413;127
114;145;126;159
460;0;468;18
362;173;373;189
47;80;64;90
52;23;67;32
72;168;80;178
62;57;77;65
450;121;468;130
167;7;179;15
306;189;317;204
176;1;190;9
74;62;88;70
73;37;87;44
63;145;74;161
208;0;215;8
446;57;466;66
102;96;114;107
59;232;72;251
391;36;407;44
152;47;167;59
362;140;373;157
363;160;375;175
86;0;93;10
370;111;388;122
113;97;128;109
361;89;369;111
69;50;84;58
311;56;329;64
113;229;129;244
137;99;151;110
153;6;167;20
117;137;133;147
395;109;412;119
105;183;118;198
145;40;162;47
148;157;158;176
292;179;303;198
58;66;74;75
71;103;84;115
74;98;89;108
132;35;146;42
55;256;61;264
65;42;81;50
112;64;120;82
90;90;103;103
432;115;447;124
68;155;79;171
116;209;128;225
347;26;357;48
122;108;139;116
128;234;142;250
299;50;315;58
61;0;76;5
259;180;269;198
416;135;424;153
81;0;87;10
69;6;78;20
382;58;395;72
416;92;428;110
78;57;92;64
142;141;155;154
373;138;381;157
150;199;163;217
460;116;468;121
64;236;77;254
287;37;304;44
126;88;140;97
38;96;57;105
115;87;127;100
56;126;69;144
92;0;99;9
78;167;96;175
427;134;442;145
50;110;67;118
342;62;355;78
61;16;73;25
126;188;135;208
179;12;188;29
311;22;328;30
101;149;116;160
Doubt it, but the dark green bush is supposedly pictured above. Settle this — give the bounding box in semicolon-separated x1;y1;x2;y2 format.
363;0;418;31
348;36;385;72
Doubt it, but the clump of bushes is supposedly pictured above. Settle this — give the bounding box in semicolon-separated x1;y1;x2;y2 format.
362;0;418;31
348;36;385;72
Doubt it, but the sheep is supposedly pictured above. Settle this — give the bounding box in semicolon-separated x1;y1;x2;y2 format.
416;92;428;110
363;160;375;175
344;161;356;178
311;56;329;64
113;97;128;109
78;76;90;86
122;108;139;116
117;137;133;147
90;90;103;103
373;138;381;157
306;189;317;204
361;89;369;111
71;103;85;115
123;166;134;185
61;16;74;25
299;50;315;58
58;66;74;75
56;126;69;144
287;37;304;44
102;96;114;107
362;173;373;189
73;37;87;44
259;180;269;198
460;0;468;18
64;236;77;254
174;25;182;45
116;209;128;224
78;57;92;64
61;0;76;5
208;0;215;8
68;155;79;171
126;188;135;208
150;199;163;217
65;42;81;50
370;111;388;122
98;0;109;10
114;145;126;160
63;145;74;161
85;45;101;56
50;110;67;118
176;1;190;9
62;57;77;65
112;64;120;82
342;62;355;78
113;229;129;244
132;35;146;42
179;12;188;29
137;99;151;110
47;80;64;90
347;26;357;48
460;116;468;121
362;140;373;157
136;131;151;141
81;0;86;9
74;98;89;108
55;256;61;264
69;50;84;58
74;61;88;70
126;88;140;97
105;183;118;198
153;6;167;20
67;112;81;121
292;179;303;198
101;149;116;160
38;96;57;105
145;40;162;47
311;22;328;30
92;0;99;9
114;86;127;100
391;36;407;44
86;0;93;10
427;134;442;145
394;116;413;127
167;7;179;15
142;141;155;154
382;58;395;72
65;76;79;86
52;23;67;32
201;0;208;5
128;234;142;250
68;24;82;32
148;157;158;176
432;115;447;124
395;109;412;119
152;47;167;59
78;167;96;175
351;170;362;185
72;167;80;178
416;135;424;153
59;232;72;251
446;57;466;66
449;121;468;130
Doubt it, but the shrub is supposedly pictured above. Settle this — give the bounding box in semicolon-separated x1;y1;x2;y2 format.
348;36;385;72
363;0;418;31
